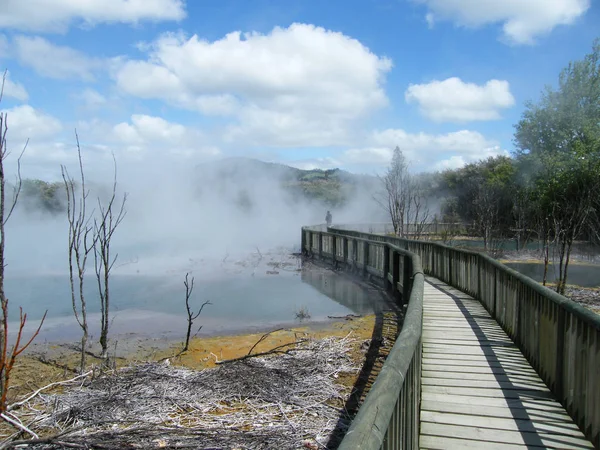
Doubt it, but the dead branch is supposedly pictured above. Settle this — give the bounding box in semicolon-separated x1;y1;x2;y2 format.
183;273;211;352
0;412;38;439
247;328;284;356
217;339;308;365
8;371;91;412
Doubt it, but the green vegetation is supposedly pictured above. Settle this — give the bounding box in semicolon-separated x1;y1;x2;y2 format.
21;179;64;214
431;38;600;294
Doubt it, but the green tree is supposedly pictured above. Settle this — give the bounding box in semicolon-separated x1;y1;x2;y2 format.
514;38;600;294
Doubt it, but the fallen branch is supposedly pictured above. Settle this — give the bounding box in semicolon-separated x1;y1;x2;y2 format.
0;412;38;439
216;339;308;365
8;370;92;412
247;328;284;356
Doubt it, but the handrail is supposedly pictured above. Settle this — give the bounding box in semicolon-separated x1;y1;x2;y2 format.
302;226;424;449
327;226;600;448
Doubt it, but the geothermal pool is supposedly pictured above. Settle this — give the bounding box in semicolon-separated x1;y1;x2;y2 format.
7;252;391;342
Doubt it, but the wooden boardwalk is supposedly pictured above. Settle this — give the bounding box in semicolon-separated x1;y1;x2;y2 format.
420;277;595;450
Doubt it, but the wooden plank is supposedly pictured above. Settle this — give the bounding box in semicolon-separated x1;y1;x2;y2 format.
419;423;594;449
422;377;550;391
422;370;545;384
421;392;566;410
423;381;556;400
420;434;537;449
421;411;586;438
422;364;539;376
421;400;575;422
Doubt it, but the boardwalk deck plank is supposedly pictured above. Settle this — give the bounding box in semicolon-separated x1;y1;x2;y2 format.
419;277;593;449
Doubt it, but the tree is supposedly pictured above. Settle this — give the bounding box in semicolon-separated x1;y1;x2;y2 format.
62;133;95;373
514;38;600;294
440;156;516;250
94;155;127;360
182;273;211;352
0;72;46;413
375;147;429;237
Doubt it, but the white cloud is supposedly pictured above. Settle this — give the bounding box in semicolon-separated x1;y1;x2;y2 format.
13;36;104;80
78;115;221;160
405;77;515;122
114;23;392;147
0;0;185;33
286;157;343;171
415;0;590;44
78;89;107;108
343;128;507;172
1;105;62;142
1;72;29;101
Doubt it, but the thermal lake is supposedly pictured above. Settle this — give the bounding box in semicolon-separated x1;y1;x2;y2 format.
7;252;392;342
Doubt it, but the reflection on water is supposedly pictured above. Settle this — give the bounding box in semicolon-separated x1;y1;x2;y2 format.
300;267;394;314
505;262;600;288
8;263;391;341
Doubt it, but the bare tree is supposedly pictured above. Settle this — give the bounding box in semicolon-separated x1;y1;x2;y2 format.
0;71;46;413
375;147;410;236
406;176;430;240
375;147;430;238
61;132;95;373
183;272;211;352
94;155;127;360
471;180;500;251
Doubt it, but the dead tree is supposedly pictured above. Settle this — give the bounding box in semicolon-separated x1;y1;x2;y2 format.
374;147;411;236
61;132;95;373
375;147;430;238
93;154;127;360
0;72;46;413
183;272;211;352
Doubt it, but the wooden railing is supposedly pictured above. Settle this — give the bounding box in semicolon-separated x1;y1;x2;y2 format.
320;226;600;449
302;226;424;449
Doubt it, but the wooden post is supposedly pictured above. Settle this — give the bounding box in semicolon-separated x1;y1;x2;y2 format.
331;235;337;267
383;245;390;291
554;307;565;401
363;241;369;278
318;233;323;259
392;251;400;304
343;237;348;266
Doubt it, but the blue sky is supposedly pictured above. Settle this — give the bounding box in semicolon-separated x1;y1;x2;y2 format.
0;0;598;178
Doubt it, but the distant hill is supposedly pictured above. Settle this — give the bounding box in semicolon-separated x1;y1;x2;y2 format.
196;157;377;208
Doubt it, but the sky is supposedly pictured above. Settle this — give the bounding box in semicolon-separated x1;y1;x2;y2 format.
0;0;599;179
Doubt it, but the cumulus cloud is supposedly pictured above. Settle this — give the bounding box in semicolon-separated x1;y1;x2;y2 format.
343;128;507;172
0;0;185;33
1;72;29;101
114;23;392;147
1;105;62;142
415;0;590;44
78;115;221;161
405;77;515;122
77;88;107;109
13;36;106;80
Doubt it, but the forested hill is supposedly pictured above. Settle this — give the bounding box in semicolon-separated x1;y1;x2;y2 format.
19;158;378;215
195;157;377;208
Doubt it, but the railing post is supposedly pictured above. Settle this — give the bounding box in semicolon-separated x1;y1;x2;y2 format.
318;232;323;259
555;307;565;401
383;245;390;291
403;255;411;304
392;251;400;303
331;235;337;266
363;241;369;278
343;237;348;265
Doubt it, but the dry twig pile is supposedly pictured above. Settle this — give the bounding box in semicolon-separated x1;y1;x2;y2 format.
3;336;359;449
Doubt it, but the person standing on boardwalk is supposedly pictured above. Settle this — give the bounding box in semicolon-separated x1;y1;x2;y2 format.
325;210;332;228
